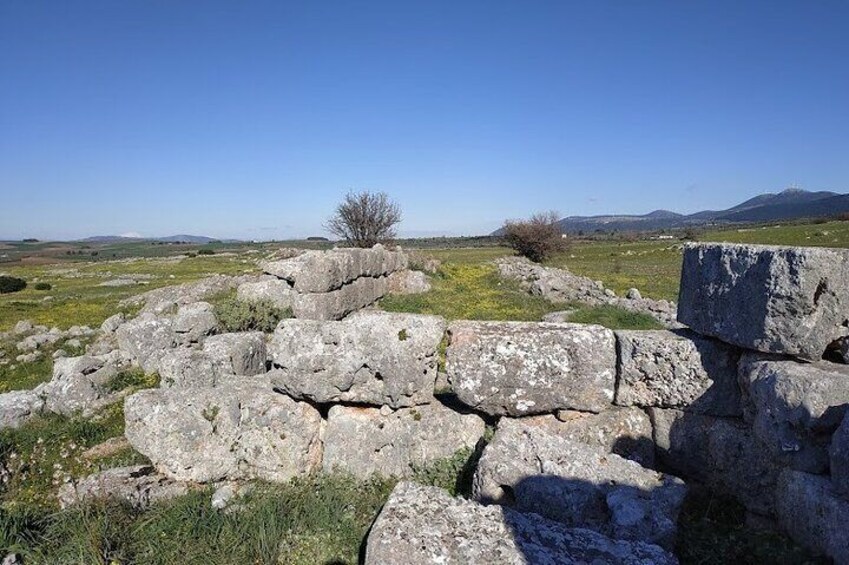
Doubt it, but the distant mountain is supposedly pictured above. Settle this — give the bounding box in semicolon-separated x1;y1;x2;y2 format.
492;188;848;235
79;234;230;244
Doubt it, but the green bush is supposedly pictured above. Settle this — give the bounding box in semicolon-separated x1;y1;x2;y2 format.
0;276;26;294
33;282;52;291
214;297;291;333
197;248;215;255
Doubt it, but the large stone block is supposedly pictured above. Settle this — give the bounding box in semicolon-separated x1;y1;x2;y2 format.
236;277;296;310
158;349;223;388
269;311;445;408
509;407;655;468
775;470;849;563
473;420;686;548
172;302;217;345
322;403;485;479
677;243;849;360
0;390;44;430
262;246;407;294
124;380;323;483
615;329;742;416
650;407;780;516
291;275;389;320
58;465;192;510
364;482;678;565
739;354;849;473
43;354;130;417
447;321;616;415
116;313;177;373
202;332;267;376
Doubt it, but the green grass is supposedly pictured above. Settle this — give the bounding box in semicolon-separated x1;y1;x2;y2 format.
0;338;89;393
566;303;664;330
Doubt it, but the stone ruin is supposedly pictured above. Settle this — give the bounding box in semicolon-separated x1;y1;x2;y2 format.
4;242;849;563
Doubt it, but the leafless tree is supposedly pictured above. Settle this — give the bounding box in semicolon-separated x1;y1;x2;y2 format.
325;191;402;247
503;211;567;262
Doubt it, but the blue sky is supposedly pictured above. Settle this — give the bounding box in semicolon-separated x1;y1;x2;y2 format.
2;1;848;240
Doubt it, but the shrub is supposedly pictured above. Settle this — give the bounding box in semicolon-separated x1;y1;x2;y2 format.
197;248;215;255
33;282;52;291
325;190;402;247
503;211;567;262
214;297;291;333
0;276;26;294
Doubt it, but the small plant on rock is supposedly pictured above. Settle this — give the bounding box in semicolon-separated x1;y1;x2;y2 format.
214;296;291;333
503;212;567;263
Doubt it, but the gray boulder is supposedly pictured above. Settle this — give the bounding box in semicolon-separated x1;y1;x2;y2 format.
202;332;267;376
740;354;849;473
775;470;849;563
124;380;323;483
43;354;130;417
831;413;849;499
12;320;33;335
291;275;389;320
511;407;655;467
0;390;44;430
158;349;223;388
615;329;742;416
364;482;678;565
172;302;217;344
473;420;686;548
387;269;432;294
322;403;485;479
116;313;177;373
447;321;616;415
120;275;255;315
100;313;125;334
650;407;780;516
269;311;445;408
236;277;296;310
58;465;192;510
262;245;407;294
678;243;849;360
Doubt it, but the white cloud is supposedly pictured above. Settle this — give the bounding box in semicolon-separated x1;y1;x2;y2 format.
119;231;143;238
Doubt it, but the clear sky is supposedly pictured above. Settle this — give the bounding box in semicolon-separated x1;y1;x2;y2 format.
2;1;848;240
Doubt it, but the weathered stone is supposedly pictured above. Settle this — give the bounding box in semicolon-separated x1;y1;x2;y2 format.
158;349;223;388
387;269;432;294
202;332;267;376
650;407;780;516
58;465;192;510
0;390;44;430
447;321;616;415
516;407;655;467
473;420;686;548
678;242;849;360
262;245;407;293
120;275;258;315
291;275;389;320
626;288;642;300
42;355;129;417
322;403;485;479
615;329;742;416
831;413;849;499
12;320;33;335
16;331;61;352
739;354;849;473
100;313;125;334
269;311;445;408
236;277;296;310
124;380;322;483
365;482;678;565
775;470;849;563
116;313;177;373
172;301;217;344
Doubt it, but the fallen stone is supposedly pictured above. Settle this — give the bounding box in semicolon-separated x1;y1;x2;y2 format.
120;275;258;315
12;320;33;335
124;380;323;483
236;277;296;310
322;403;485;479
447;321;616;415
626;288;642;300
42;355;129;417
269;311;445;408
100;313;125;334
291;275;389;320
58;465;192;510
387;269;432;294
473;420;686;548
172;302;217;344
515;407;655;467
202;332;267;376
739;354;849;473
158;349;223;388
678;242;849;360
0;390;44;430
364;482;678;565
650;407;780;516
775;469;849;563
116;313;177;373
615;329;742;416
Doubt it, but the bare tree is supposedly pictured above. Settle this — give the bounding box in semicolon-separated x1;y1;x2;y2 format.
503;211;567;262
325;191;402;247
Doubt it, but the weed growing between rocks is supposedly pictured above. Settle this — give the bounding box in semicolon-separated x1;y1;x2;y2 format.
566;303;664;330
211;293;291;333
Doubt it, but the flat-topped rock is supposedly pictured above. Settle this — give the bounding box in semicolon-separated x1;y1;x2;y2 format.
447;321;616;415
322;403;484;478
291;275;389;320
365;482;678;565
115;313;177;373
202;332;267;376
236;277;296;310
43;354;131;417
124;379;322;483
269;311;445;408
172;302;217;344
262;245;407;293
678;243;849;360
740;354;849;473
0;390;44;430
473;419;686;548
616;329;742;416
58;465;192;510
